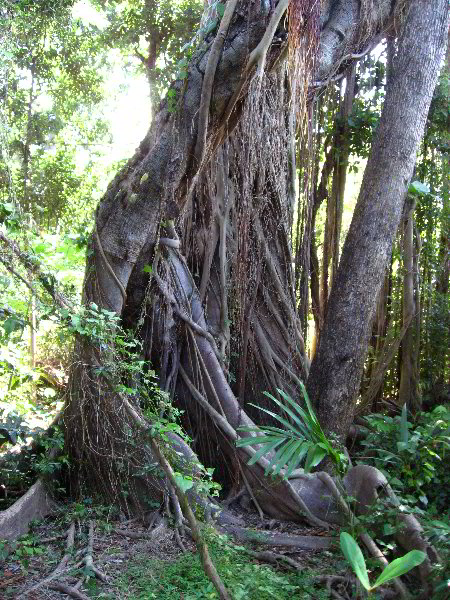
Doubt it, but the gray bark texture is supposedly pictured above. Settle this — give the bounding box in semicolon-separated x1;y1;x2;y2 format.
62;0;445;551
82;0;395;318
306;0;449;441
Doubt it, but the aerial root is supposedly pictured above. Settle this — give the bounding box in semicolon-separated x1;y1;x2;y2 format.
163;485;187;552
169;483;187;551
239;466;265;522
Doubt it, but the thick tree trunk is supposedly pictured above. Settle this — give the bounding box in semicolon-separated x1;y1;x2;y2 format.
65;0;418;524
306;0;448;441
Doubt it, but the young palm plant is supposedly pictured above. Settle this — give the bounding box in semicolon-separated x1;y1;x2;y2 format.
236;383;347;478
340;532;425;597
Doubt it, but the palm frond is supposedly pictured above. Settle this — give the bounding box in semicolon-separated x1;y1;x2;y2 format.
236;385;347;477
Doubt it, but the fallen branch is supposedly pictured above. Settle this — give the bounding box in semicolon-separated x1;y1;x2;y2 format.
315;575;351;600
115;521;167;540
17;522;76;599
58;522;76;570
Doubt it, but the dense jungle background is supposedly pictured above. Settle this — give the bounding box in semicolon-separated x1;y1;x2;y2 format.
0;0;449;599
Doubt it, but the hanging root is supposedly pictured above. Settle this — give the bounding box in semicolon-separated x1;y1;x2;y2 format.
216;0;289;145
194;0;239;167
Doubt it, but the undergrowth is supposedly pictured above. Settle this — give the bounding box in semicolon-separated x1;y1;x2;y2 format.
111;532;328;600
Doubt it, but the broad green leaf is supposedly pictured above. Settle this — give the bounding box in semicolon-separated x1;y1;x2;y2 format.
340;532;371;591
173;473;193;493
409;180;430;195
397;441;409;452
372;550;426;589
304;444;327;473
3;316;24;335
431;520;450;530
33;243;47;254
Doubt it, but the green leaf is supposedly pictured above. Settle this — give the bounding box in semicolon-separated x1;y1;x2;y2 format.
372;550;426;589
236;434;283;447
409;180;430;195
33;243;47;254
247;439;283;466
143;264;153;274
264;439;291;475
272;439;303;476
340;532;371;591
285;442;310;478
3;316;24;335
249;403;304;438
203;17;218;36
173;473;193;493
304;444;327;473
273;389;312;437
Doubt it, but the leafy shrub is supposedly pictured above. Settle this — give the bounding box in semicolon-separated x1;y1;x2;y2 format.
356;405;450;513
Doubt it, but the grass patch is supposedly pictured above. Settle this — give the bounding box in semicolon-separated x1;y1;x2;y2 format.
112;531;328;600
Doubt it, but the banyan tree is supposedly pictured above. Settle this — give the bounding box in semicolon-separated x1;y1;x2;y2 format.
2;0;447;596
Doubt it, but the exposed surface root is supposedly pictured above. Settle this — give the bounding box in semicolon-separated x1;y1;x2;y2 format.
48;582;90;600
245;549;303;570
220;524;333;550
0;479;56;543
17;519;108;599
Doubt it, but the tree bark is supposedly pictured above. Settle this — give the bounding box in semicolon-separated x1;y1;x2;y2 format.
307;0;449;441
65;0;416;520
